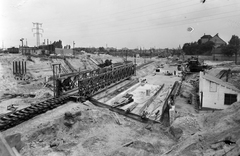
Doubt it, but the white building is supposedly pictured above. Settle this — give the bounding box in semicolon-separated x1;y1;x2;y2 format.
199;71;240;110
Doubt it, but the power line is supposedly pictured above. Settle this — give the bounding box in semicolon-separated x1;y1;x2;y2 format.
42;0;188;24
60;9;240;38
76;13;240;40
32;22;44;46
41;0;194;28
63;1;240;30
80;0;193;24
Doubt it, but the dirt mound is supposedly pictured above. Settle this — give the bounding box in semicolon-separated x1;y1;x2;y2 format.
136;63;156;77
202;101;240;131
172;101;240;156
109;140;165;156
34;89;53;99
22;108;119;156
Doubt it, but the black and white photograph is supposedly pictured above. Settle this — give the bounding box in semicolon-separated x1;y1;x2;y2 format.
0;0;240;155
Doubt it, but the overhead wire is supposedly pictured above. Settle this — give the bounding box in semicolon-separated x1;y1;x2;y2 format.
64;13;240;40
44;0;193;25
37;0;240;47
63;2;240;30
59;6;240;37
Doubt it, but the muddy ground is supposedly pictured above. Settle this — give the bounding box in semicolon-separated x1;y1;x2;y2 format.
1;53;240;156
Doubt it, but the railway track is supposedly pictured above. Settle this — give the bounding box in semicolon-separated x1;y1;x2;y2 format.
0;61;154;131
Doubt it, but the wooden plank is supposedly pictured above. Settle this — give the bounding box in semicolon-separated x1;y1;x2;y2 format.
0;133;16;156
12;147;21;156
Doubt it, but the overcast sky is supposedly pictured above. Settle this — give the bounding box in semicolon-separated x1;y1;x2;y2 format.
1;0;240;49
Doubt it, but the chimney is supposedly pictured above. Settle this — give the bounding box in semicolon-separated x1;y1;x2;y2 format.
47;39;49;45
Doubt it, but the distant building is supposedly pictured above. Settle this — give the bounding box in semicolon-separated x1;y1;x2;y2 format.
19;46;31;55
200;33;227;48
38;44;55;54
64;45;71;49
210;33;227;48
7;47;19;54
199;71;240;110
52;40;62;49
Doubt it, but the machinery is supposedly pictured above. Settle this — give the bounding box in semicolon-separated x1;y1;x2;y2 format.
186;57;211;72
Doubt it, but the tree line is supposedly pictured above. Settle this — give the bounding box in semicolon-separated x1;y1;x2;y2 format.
182;35;240;57
73;47;170;57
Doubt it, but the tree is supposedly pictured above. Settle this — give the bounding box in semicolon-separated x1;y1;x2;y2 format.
98;47;105;52
199;41;215;55
222;45;236;56
222;35;240;63
229;35;240;47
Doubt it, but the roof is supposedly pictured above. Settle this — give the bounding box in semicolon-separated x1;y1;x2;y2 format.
211;33;227;45
201;34;212;39
200;71;240;93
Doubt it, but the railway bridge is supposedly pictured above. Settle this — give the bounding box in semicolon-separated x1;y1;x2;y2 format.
0;61;136;131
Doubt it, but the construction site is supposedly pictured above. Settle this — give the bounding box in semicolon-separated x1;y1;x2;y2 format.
0;51;239;156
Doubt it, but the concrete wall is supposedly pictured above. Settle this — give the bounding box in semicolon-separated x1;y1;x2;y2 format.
199;72;240;109
55;48;73;56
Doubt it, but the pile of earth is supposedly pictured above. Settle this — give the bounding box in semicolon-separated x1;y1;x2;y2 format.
170;101;240;156
15;103;176;156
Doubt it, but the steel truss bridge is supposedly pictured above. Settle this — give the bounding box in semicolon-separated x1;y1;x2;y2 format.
0;61;136;131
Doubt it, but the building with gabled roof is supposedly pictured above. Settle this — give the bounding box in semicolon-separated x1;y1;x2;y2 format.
200;33;227;48
210;33;227;48
199;71;240;110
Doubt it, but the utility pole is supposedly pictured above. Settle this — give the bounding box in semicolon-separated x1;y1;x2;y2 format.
32;22;44;47
73;41;75;49
20;38;24;55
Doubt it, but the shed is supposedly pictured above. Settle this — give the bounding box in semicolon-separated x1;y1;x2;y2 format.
199;72;240;110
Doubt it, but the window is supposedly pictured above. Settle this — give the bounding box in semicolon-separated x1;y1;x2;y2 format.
209;82;217;92
224;94;237;105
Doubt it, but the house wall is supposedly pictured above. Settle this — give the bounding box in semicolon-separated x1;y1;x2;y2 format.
199;72;240;109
